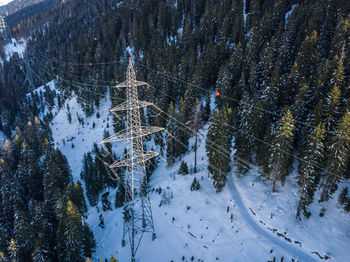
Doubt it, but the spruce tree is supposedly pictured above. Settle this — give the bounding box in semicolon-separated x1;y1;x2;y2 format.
174;97;189;157
320;111;350;202
269;108;295;193
81;152;101;206
296;123;325;218
166;101;176;166
206;108;233;192
234;93;254;174
65;182;88;216
324;85;342;136
7;238;17;262
82;222;96;258
115;183;125;208
178;161;189;175
187;98;203;173
56;200;85;262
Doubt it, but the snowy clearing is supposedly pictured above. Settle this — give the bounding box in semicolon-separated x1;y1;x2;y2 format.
0;0;13;7
4;38;27;61
43;87;350;262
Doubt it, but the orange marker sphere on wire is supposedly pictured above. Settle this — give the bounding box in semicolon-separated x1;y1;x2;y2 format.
129;57;132;61
216;92;220;97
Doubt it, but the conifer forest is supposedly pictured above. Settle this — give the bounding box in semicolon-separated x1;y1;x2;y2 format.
0;0;350;261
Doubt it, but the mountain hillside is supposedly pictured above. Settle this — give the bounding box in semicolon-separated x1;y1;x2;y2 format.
0;0;349;261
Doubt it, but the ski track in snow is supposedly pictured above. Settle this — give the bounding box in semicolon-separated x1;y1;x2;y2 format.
227;178;317;262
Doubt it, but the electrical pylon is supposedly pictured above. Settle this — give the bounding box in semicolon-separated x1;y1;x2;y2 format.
99;58;163;262
0;16;8;39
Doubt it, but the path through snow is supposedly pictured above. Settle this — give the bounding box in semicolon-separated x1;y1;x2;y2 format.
227;177;317;262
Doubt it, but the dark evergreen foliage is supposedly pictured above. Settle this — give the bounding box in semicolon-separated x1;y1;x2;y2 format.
0;122;95;260
0;3;349;259
178;161;189;175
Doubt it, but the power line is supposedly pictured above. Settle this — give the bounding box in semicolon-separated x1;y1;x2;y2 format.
133;61;341;138
139;82;348;182
26;44;126;67
26;50;349;182
22;43;349;184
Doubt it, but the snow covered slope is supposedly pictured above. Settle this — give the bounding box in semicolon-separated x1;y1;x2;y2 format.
43;83;350;262
0;0;13;7
3;38;26;61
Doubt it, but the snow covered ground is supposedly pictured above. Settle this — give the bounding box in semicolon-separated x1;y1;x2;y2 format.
50;88;116;180
0;0;13;7
3;38;27;61
41;83;350;262
86;135;349;262
285;4;298;25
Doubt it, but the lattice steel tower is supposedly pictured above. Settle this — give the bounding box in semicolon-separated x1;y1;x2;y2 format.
99;58;163;262
0;16;7;39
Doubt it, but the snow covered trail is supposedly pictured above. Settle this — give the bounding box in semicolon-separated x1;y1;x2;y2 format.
227;177;318;262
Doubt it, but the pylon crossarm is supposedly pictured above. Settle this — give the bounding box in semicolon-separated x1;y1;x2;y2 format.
110;151;159;168
116;80;148;89
99;126;164;143
110;111;123;121
110;100;153;112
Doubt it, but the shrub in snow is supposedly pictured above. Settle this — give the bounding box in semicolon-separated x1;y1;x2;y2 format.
159;188;173;206
319;208;325;217
115;184;125;208
190;177;200;191
178;161;189;175
99;214;104;228
339;187;350;212
102;192;112;211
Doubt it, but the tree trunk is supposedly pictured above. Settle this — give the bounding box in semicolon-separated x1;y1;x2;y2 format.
194;131;197;173
272;154;281;193
319;173;331;203
296;178;307;218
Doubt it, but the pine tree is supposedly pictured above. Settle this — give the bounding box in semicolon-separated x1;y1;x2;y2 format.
324;85;342;135
31;203;52;262
81;152;101;206
17;139;43;202
65;182;88;216
206;108;233;192
178;161;189;175
13;209;35;260
296;123;325;218
174;97;189;157
102;192;112;211
203;94;211;123
215;64;232;109
295;30;320;93
300;99;324;146
187;98;203;173
82;222;96;258
7;238;17;262
56;200;84;262
190;177;200;191
166;101;176;166
234;93;254;174
115;183;125;208
290;83;308;138
320;111;350;202
109;255;119;262
269;108;295;193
